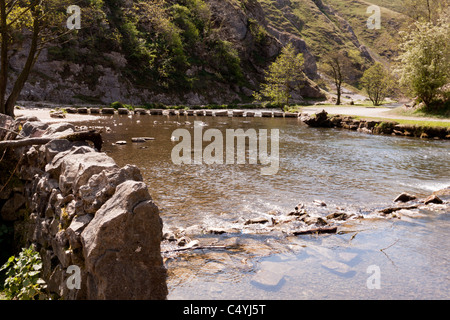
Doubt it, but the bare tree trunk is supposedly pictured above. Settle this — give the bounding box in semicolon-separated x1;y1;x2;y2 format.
0;0;8;115
426;0;431;22
336;81;341;105
4;7;40;117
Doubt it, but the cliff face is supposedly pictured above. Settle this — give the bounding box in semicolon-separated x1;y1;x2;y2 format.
8;0;407;106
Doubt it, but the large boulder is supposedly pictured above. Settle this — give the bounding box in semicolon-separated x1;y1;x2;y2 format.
81;180;167;300
302;110;333;128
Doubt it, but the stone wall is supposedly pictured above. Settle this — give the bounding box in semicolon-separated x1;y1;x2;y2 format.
0;114;167;299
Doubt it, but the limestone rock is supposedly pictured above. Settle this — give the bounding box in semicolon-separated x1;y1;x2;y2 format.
326;212;349;221
394;192;417;203
58;152;118;195
77;164;143;214
44;139;74;163
81;180;167;299
244;217;269;225
66;214;94;249
43;123;75;137
20;121;49;137
424;195;443;205
432;186;450;201
45;145;95;178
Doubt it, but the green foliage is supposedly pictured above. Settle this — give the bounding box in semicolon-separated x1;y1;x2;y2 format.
397;17;450;109
255;43;305;107
361;63;394;106
248;18;268;45
0;246;46;300
142;102;167;110
210;39;243;82
401;0;449;23
110;101;134;110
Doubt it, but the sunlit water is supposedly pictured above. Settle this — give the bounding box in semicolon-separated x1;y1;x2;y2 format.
80;113;450;299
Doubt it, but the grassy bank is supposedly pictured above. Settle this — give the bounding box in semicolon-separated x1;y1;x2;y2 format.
341;115;450;128
390;105;450;119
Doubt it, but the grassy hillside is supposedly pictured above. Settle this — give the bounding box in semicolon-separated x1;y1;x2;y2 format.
257;0;409;64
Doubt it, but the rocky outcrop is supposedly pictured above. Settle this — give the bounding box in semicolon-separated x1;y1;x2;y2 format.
0;117;167;299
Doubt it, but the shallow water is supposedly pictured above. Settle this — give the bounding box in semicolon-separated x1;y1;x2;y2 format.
82;113;450;299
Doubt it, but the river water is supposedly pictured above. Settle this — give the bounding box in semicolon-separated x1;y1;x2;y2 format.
82;113;450;299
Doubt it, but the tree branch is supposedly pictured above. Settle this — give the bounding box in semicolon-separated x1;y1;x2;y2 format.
0;130;103;151
0;126;24;138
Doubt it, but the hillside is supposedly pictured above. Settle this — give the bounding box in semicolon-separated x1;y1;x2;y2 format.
9;0;410;106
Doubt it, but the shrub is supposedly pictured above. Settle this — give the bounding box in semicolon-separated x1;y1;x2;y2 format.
0;246;46;300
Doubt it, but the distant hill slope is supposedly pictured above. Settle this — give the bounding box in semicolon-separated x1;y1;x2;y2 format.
10;0;410;106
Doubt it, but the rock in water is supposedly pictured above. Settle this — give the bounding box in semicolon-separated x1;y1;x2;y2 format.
321;260;355;277
432;187;450;201
250;261;290;290
424;195;443;205
244;217;269;225
313;200;327;207
326;212;349;221
394;192;417;203
302;110;333;128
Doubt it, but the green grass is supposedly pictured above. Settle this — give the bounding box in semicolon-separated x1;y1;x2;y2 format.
291;101;391;110
351;116;450;128
389;105;450;119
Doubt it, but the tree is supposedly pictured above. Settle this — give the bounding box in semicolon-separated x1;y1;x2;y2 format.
361;63;394;106
0;0;76;117
402;0;449;24
254;43;305;109
322;51;352;105
397;17;449;109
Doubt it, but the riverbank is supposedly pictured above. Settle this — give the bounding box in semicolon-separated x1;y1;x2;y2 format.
14;104;450;141
300;105;450;125
301;110;450;139
14;104;450;124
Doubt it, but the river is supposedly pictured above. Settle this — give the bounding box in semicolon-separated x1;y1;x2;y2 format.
81;112;450;299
